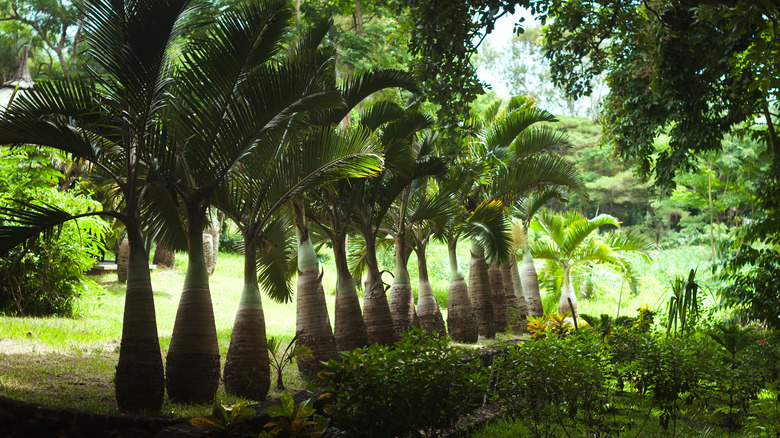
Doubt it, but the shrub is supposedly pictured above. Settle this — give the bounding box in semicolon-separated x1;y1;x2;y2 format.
631;333;716;432
318;328;488;437
0;188;108;316
491;331;611;438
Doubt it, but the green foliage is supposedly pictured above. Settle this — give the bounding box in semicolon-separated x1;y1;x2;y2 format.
632;333;715;432
260;393;336;438
318;328;488;437
491;332;611;437
268;335;313;391
190;400;256;438
389;0;523;136
666;269;701;336
706;323;768;430
525;313;573;340
0;149;109;316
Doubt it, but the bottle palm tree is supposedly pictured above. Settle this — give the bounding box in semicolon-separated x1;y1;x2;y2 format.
290;69;420;364
214;119;382;399
157;0;344;403
0;0;198;413
459;102;587;337
530;208;655;317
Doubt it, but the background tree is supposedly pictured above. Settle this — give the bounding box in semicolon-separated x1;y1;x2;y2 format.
530;208;655;317
0;0;86;80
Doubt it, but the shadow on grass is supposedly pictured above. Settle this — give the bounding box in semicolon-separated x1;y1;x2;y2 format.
0;350;118;414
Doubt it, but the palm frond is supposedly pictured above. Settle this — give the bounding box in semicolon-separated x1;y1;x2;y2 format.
480;107;557;151
462;200;511;264
602;229;656;263
256;213;297;304
0;200;117;255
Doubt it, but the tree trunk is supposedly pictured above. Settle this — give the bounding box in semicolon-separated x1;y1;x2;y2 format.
362;236;397;345
202;233;214;276
355;0;365;35
152;243;175;269
502;260;526;334
447;241;478;343
558;265;578;317
223;241;270;401
295;228;338;378
489;264;507;333
332;234;368;352
469;243;495;338
206;222;220;275
416;250;445;337
166;210;220;404
520;250;544;317
389;238;414;337
114;227;164;413
117;236;130;283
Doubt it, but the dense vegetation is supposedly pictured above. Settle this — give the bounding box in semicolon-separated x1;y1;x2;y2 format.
0;0;777;436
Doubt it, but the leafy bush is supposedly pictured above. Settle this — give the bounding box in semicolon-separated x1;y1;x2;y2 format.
0;188;108;316
318;328;488;437
491;332;611;438
631;333;716;432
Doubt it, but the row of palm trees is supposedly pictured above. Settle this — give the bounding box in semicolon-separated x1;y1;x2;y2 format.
0;0;656;415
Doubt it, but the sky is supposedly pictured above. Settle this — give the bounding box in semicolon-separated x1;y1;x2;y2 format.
476;8;540;97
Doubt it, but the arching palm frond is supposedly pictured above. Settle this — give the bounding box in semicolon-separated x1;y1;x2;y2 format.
462;200;511;264
491;154;587;203
357;100;406;132
0;202;86;255
532;207;567;250
256;213;297;304
562;213;620;257
512;126;570;157
480;107;558;151
602;229;656;263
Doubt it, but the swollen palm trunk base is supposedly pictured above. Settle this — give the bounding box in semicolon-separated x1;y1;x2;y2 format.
417;279;445;336
363;291;397;345
115;260;164;412
521;252;544;317
502;263;526;334
334;290;368;352
166;284;221;403
296;268;338;378
224;306;270;401
447;279;478;343
489;265;507;333
469;248;496;338
389;282;414;337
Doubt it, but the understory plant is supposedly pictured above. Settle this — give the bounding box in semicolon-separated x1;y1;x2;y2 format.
318;328;488;438
491;331;611;438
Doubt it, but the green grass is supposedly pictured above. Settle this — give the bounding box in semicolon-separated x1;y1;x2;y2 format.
0;244;711;417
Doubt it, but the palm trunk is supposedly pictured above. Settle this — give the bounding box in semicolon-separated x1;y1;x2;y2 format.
489;264;507;333
223;239;270;401
115;226;164;413
558;265;578;317
389;237;414;337
166;210;220;404
332;233;368;351
152;242;175;269
469;242;495;338
502;261;525;334
362;235;397;345
416;250;445;336
295;227;338;377
520;250;544;317
447;240;478;343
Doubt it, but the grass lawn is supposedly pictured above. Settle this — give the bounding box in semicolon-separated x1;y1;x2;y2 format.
0;244;712;417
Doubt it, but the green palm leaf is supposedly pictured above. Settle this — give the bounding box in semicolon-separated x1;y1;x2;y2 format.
462;200;511;264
